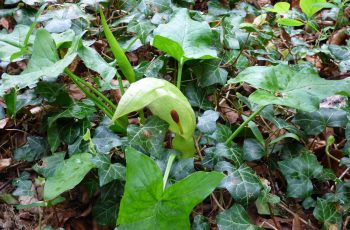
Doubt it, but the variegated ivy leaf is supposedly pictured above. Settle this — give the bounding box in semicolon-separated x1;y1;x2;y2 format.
112;78;196;157
215;161;263;206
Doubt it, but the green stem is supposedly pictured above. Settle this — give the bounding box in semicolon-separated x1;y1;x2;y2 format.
225;106;266;145
176;59;184;89
163;153;177;190
64;69;126;131
116;71;125;95
74;75;117;110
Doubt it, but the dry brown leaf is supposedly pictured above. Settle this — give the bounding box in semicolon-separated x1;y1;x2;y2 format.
0;118;9;129
292;214;301;230
219;101;238;124
0;158;11;171
329;28;349;45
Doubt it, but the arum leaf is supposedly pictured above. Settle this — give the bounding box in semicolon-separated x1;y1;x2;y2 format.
117;147;224;229
263;2;290;13
276;18;305;26
112;78;196;157
0;29;77;97
152;8;217;62
44;153;94;200
300;0;326;18
216;204;263;230
229;65;350;112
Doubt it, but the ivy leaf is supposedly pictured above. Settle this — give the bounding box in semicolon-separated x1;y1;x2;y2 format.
243;138;265;161
197;110;220;134
152;8;217;62
263;2;290;13
313;198;342;229
14;136;49;162
127;116;169;157
192;215;209;230
203;143;243;169
0;29;77;97
117;147;224;229
193;60;228;87
211;124;233;143
185;84;212;110
44;153;94;200
112;78;196;157
216;204;263;230
228;65;350;112
215;161;262;206
12;172;33;197
294;108;347;135
48;100;96;127
92;117;122;154
91;153;125;186
278;152;323;198
92;181;121;227
32;152;65;178
127;18;155;44
35;81;73;107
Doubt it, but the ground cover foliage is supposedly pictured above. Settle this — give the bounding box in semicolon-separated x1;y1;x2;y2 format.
1;0;350;229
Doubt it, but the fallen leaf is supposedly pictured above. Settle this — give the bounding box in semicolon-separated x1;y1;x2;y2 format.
0;158;11;171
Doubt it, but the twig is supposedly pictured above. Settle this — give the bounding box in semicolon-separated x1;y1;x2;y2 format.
211;193;225;211
277;203;318;230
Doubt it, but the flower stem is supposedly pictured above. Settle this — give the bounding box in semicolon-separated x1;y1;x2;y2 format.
163;153;177;190
176;59;184;89
225;106;266;145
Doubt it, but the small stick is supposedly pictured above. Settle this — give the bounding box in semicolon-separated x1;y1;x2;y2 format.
277;203;318;230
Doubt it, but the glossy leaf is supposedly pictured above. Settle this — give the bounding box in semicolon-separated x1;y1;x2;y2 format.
263;2;290;13
112;78;196;157
229;64;350;112
127;18;155;44
197;110;220;134
215;161;262;206
14;136;49;162
278;152;323;198
152;8;217;62
243;138;265;161
294;108;348;135
91;153;125;186
203;143;243;169
193;60;228;87
313;198;342;229
44;153;94;200
92;117;122;154
32;152;65;178
127;116;169;157
216;204;263;230
117;147;224;229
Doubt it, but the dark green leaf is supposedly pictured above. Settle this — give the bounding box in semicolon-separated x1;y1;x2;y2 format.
192;215;209;230
32;152;65;178
47;122;60;152
197;110;219;134
185;84;212;110
4;88;16;118
193;60;228;87
278;152;323;198
216;204;263;230
35;81;73;107
127;18;155;44
127;116;169;157
12;172;33;197
14;136;49;162
243;138;265;161
91;153;125;186
203;143;243;169
92;117;122;154
215;161;262;206
313;198;342;229
294;108;347;135
211;124;233;143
